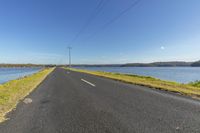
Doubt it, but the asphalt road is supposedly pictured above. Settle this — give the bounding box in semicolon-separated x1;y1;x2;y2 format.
1;68;200;133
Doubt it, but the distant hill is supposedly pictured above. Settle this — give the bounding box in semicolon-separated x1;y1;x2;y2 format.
59;61;200;67
191;61;200;67
73;61;194;67
121;61;192;67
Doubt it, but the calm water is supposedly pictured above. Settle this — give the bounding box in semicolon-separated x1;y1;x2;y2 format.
0;67;42;84
75;67;200;83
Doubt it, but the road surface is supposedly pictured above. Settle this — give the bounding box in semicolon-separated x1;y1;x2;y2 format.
1;68;200;133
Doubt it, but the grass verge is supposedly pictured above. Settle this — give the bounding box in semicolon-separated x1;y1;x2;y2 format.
66;67;200;98
189;81;200;88
0;68;54;122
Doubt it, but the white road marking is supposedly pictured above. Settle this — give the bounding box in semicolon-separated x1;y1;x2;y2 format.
81;79;96;87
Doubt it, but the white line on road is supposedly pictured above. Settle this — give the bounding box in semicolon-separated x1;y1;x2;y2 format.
81;79;96;87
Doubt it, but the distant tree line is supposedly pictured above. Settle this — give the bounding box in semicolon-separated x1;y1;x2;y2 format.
72;61;200;67
121;61;192;67
191;61;200;67
0;64;57;68
1;60;200;68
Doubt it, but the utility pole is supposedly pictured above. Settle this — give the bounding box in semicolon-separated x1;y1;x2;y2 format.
68;47;72;68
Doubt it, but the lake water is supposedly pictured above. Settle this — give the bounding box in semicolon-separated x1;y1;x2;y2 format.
0;67;42;84
75;67;200;83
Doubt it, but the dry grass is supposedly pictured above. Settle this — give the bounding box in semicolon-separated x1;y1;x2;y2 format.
66;68;200;98
0;68;54;122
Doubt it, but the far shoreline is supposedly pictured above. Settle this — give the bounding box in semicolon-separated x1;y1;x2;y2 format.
1;60;200;67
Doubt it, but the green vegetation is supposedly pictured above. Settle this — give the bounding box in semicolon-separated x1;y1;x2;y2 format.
71;61;195;67
66;68;200;98
0;68;54;122
0;64;57;68
189;81;200;88
191;61;200;67
122;61;192;67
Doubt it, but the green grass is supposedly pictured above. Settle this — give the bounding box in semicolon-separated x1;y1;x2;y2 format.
0;68;54;122
189;80;200;88
66;67;200;98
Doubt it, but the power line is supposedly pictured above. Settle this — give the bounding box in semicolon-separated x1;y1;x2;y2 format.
62;0;140;65
59;0;109;65
68;0;109;46
87;0;141;39
63;0;110;66
102;0;141;29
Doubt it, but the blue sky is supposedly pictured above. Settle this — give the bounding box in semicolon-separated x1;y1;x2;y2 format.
0;0;200;64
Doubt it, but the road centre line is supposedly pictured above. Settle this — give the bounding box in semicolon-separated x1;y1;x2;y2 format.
81;79;96;87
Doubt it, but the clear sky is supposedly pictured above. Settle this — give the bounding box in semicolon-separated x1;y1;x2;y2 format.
0;0;200;64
